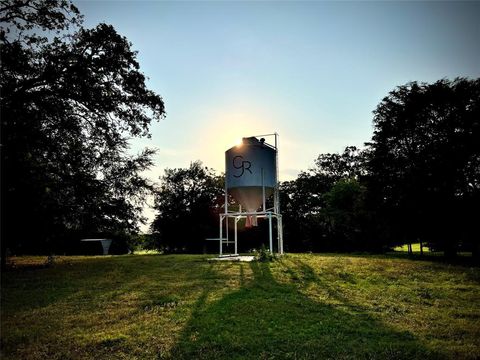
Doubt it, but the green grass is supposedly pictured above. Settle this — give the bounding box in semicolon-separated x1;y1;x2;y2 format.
1;254;479;359
394;243;431;252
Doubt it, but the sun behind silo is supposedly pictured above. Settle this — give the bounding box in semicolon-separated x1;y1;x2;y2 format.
208;133;284;256
226;137;277;226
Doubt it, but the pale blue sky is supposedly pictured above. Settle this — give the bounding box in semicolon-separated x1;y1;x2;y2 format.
77;1;479;175
76;0;479;228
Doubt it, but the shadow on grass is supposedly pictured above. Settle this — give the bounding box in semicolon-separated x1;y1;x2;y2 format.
171;260;440;359
0;255;220;326
1;254;226;358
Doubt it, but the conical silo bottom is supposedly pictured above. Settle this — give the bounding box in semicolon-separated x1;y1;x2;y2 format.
229;186;274;215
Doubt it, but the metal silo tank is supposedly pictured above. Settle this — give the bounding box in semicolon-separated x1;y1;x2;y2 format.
225;137;277;213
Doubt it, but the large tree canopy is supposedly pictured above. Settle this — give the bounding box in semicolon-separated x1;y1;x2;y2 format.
1;0;165;258
279;146;373;252
150;161;223;253
366;78;480;256
313;146;366;181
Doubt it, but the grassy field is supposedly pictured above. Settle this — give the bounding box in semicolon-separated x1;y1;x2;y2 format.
1;254;479;359
393;243;430;253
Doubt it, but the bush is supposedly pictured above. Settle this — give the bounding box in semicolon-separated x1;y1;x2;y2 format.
254;244;277;262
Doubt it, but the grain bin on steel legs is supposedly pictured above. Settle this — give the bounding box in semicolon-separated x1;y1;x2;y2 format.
209;134;283;256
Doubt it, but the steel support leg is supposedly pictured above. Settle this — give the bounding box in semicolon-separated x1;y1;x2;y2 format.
235;217;239;255
269;212;273;253
219;215;223;255
278;215;284;254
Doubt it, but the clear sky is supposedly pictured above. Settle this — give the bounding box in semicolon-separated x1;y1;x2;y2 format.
76;0;479;229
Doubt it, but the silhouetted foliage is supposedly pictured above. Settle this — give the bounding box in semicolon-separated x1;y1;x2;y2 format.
322;179;366;251
1;0;165;262
314;146;366;181
280;172;329;252
148;79;479;257
281;78;480;257
279;147;374;252
151;162;224;253
3;2;476;261
366;78;480;258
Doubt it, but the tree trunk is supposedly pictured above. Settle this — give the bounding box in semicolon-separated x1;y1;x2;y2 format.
444;242;457;259
419;239;423;256
0;251;6;271
0;228;7;271
0;193;6;270
472;242;480;265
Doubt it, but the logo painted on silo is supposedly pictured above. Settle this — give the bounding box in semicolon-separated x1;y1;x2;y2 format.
225;137;276;189
232;156;252;178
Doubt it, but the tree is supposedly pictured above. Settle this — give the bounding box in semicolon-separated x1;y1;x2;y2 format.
151;162;224;253
313;146;366;182
321;179;377;251
278;147;366;252
279;146;369;252
280;172;329;252
366;78;480;257
1;0;165;263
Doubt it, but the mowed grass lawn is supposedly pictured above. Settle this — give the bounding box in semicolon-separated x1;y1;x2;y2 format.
1;254;479;359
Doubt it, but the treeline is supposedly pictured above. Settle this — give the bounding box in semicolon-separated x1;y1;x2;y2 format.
1;2;479;262
1;1;165;266
151;79;480;258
